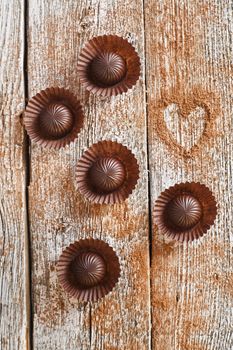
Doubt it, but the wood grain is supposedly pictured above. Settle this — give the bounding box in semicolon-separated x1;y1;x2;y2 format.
27;0;150;349
1;0;232;349
0;0;29;349
145;1;233;349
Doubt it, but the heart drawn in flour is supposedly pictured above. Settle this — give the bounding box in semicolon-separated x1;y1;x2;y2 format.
164;103;206;152
154;89;220;158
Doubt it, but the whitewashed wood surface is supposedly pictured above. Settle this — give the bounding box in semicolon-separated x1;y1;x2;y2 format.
145;1;233;349
0;0;232;349
0;0;29;349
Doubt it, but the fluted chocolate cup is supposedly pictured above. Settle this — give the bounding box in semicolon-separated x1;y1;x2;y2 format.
153;182;217;242
24;87;84;149
57;238;121;302
76;140;139;204
77;35;140;96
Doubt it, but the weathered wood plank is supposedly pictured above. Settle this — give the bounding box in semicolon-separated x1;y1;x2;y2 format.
145;1;232;349
0;0;29;349
27;0;150;349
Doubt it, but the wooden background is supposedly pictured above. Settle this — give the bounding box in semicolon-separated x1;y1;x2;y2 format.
0;0;232;349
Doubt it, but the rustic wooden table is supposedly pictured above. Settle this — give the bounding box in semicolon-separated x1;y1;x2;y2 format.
1;0;232;349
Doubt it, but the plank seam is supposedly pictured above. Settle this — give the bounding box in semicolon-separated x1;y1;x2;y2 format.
142;0;153;349
23;0;33;348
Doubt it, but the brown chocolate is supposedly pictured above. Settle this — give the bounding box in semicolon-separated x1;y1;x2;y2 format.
57;238;120;302
77;35;140;96
89;52;127;86
24;87;84;149
153;182;217;242
71;252;106;287
39;103;73;139
76;140;139;204
87;157;126;193
165;194;202;229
